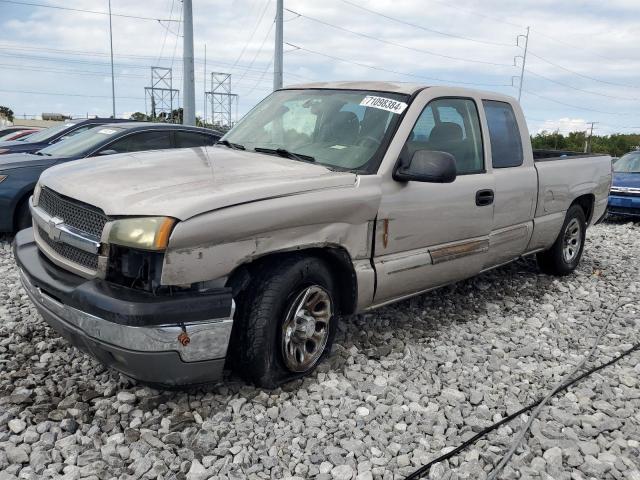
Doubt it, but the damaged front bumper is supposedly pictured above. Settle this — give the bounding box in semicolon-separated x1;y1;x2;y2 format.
13;228;235;386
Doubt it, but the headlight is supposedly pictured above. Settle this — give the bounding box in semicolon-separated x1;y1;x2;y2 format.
108;217;176;251
0;174;7;184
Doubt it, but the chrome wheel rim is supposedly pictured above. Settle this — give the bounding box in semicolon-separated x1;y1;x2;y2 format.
562;218;581;263
281;285;332;372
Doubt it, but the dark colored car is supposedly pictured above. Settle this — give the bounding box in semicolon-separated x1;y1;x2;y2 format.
0;126;38;137
608;151;640;217
0;129;40;142
0;126;42;141
0;123;222;232
0;118;132;155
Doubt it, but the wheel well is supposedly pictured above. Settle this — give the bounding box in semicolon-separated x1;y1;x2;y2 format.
227;247;358;316
13;191;33;230
571;194;595;223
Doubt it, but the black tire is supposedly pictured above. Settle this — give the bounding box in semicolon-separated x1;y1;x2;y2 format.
537;204;586;276
15;198;32;231
230;255;339;388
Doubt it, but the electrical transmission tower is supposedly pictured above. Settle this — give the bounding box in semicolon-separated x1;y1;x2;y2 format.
145;67;180;123
205;72;238;130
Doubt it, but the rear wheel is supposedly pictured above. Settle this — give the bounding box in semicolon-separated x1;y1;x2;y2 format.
15;198;32;231
537;204;586;276
230;256;338;388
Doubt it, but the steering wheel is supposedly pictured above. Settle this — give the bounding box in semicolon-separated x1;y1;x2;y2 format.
357;135;381;148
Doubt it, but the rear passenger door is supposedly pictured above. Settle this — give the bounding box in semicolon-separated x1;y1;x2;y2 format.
481;100;537;268
373;96;495;305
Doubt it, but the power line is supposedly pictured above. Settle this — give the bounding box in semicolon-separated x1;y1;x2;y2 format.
169;1;183;70
286;8;514;67
418;0;524;29
157;0;176;64
236;22;275;84
0;43;276;71
525;69;640;101
286;43;513;87
230;0;272;72
528;51;640;90
0;49;276;76
337;0;514;48
521;89;632;116
0;0;180;22
0;88;145;100
0;62;274;87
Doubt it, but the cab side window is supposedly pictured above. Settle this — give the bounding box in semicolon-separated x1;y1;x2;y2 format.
483;100;523;168
404;98;484;175
106;131;172;153
175;131;217;148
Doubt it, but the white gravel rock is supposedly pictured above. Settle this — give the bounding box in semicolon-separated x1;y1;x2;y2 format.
7;419;26;434
0;221;639;479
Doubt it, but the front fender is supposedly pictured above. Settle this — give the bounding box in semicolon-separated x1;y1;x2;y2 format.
160;178;381;285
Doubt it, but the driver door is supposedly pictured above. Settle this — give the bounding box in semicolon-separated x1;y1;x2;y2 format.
372;96;494;305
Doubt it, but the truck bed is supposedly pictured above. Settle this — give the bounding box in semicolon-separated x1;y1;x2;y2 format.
533;149;606;161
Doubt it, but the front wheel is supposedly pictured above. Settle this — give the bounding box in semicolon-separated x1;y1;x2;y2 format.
230;256;338;388
537;204;586;276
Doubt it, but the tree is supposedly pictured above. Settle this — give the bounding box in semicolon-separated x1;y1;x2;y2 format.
0;106;14;122
129;112;150;122
531;130;640;157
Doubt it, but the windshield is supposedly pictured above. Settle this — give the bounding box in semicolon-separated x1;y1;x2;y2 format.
23;122;80;143
222;89;409;172
614;152;640;173
39;126;124;157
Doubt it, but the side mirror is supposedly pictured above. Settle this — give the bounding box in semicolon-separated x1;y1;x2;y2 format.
394;150;457;183
97;149;118;156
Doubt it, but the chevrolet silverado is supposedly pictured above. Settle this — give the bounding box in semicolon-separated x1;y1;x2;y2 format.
14;82;612;388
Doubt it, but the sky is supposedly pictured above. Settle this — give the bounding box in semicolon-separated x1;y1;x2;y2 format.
1;0;640;135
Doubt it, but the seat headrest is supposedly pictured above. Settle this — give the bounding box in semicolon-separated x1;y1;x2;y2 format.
429;122;463;143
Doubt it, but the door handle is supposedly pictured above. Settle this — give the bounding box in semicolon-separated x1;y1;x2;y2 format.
476;189;494;206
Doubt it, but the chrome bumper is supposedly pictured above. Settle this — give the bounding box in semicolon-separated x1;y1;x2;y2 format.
19;268;235;363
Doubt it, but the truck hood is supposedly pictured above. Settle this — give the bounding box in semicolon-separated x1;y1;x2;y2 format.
0;152;57;170
40;146;358;220
612;172;640;188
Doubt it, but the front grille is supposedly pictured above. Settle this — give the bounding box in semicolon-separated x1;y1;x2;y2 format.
39;187;107;238
37;226;99;271
610;190;640;198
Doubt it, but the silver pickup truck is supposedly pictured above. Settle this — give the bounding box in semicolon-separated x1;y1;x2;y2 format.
14;82;612;388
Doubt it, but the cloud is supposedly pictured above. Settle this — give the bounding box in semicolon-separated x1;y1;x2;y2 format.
531;117;589;134
0;0;639;134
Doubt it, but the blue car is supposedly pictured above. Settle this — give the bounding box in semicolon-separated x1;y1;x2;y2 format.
0;123;221;232
0;118;132;155
608;151;640;218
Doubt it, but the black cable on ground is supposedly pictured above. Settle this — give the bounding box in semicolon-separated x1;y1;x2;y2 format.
403;342;640;480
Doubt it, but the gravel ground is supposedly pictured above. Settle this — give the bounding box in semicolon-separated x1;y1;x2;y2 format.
1;220;639;480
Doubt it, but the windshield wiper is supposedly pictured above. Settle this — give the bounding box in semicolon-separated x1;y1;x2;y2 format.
217;139;245;150
254;147;315;163
34;151;51;156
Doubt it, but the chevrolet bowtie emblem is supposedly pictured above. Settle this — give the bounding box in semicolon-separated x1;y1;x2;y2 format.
47;217;64;242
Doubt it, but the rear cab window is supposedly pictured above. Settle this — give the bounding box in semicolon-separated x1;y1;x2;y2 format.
483;100;524;168
174;131;217;148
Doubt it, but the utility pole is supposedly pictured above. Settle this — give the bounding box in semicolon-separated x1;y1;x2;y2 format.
108;0;116;118
515;26;530;102
273;0;283;91
585;121;598;153
203;44;207;127
182;0;196;126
